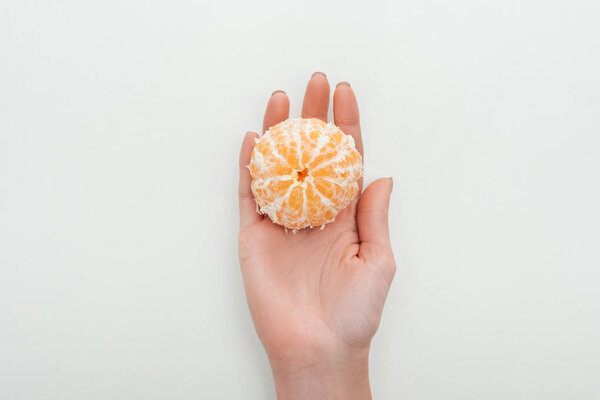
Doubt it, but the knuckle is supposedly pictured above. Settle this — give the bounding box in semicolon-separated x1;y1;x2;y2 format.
337;119;360;128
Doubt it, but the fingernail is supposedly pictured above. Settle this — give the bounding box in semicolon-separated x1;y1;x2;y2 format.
336;81;351;88
389;177;394;191
271;89;286;96
311;71;327;79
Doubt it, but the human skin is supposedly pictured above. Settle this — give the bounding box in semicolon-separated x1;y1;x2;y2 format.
238;72;396;399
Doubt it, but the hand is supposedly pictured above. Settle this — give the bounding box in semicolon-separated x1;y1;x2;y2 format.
238;73;396;400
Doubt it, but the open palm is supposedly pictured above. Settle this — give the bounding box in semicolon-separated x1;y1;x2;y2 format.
238;74;395;383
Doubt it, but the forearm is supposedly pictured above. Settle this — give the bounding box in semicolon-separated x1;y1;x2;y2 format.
269;347;371;400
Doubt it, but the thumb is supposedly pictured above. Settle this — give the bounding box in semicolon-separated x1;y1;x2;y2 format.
357;178;393;260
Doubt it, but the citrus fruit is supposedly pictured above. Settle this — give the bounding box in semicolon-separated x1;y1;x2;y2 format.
249;118;363;230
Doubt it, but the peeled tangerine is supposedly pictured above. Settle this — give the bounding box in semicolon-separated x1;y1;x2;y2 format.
249;118;363;230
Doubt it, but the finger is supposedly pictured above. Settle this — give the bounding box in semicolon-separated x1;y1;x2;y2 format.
357;178;393;265
334;82;364;191
301;72;330;122
333;82;363;157
239;131;261;228
263;90;290;133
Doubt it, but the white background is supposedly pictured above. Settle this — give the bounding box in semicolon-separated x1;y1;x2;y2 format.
1;0;599;398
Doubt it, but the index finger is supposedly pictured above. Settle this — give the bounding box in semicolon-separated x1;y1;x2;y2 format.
333;82;364;190
333;82;363;158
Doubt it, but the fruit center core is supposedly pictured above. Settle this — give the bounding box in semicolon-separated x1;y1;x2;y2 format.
296;168;309;182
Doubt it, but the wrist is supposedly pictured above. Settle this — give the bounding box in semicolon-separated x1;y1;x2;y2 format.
268;342;371;400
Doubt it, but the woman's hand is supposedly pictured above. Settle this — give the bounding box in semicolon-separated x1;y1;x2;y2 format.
238;73;395;400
